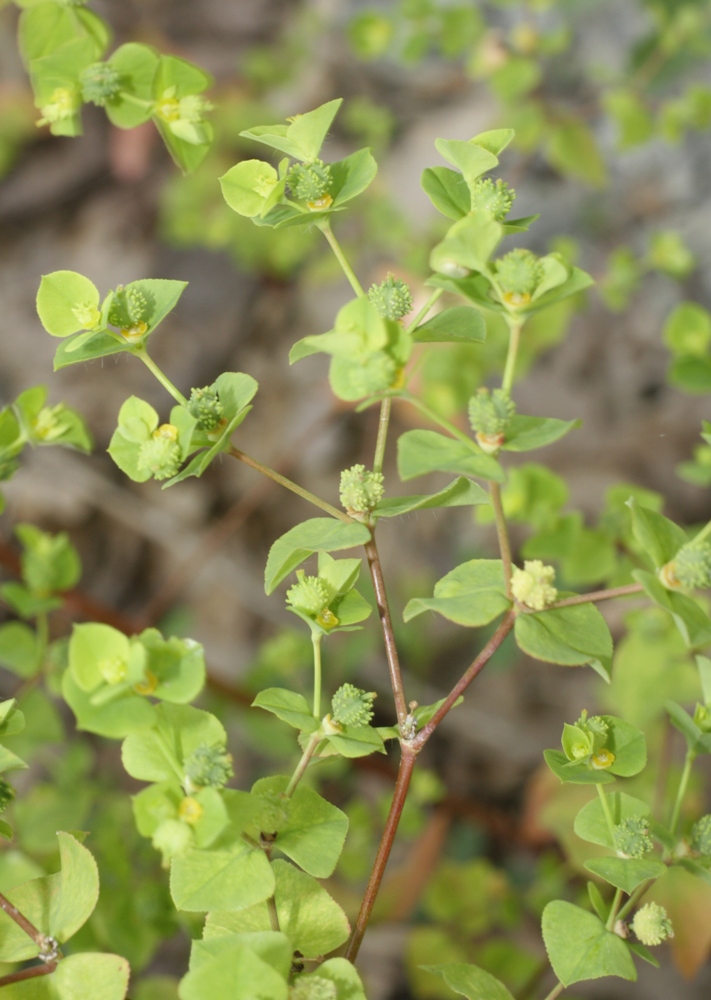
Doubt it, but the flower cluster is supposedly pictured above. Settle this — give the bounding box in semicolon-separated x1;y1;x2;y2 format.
339;464;385;515
188;386;224;432
286;160;333;208
183;743;234;792
79;62;122;107
136;424;182;481
287;570;339;629
470;178;515;220
511;559;557;611
468;387;516;452
613;815;653;858
368;274;414;321
631;903;674;947
493;249;544;307
331;683;376;727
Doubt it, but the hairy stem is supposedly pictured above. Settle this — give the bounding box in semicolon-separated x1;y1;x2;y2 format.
413;611;516;748
345;744;418;962
364;534;408;727
596;783;617;842
502;317;522;396
404;288;443;333
546;583;644;610
489;482;513;598
670;747;696;837
373;397;392;475
606;887;623;932
312;632;323;719
228;447;352;522
319;220;365;297
399;391;474;447
285;731;322;799
134;348;188;407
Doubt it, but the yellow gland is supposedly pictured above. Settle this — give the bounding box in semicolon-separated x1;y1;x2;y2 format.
570;742;590;760
307;193;334;211
178;796;203;825
120;320;148;343
316;608;339;630
155;90;181;122
502;290;532;308
134;669;158;696
591;749;616;769
154;424;179;442
511;560;557;611
37;87;79;126
72;302;101;329
475;430;506;455
658;561;681;589
99;657;127;685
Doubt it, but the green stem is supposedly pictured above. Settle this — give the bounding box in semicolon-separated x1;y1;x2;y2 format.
312;632;323;719
228;447;352;522
133;348;188;407
373;397;391;475
693;518;711;547
404;287;443;333
35;612;49;669
541;983;565;1000
489;482;513;599
266;895;280;932
399;391;474;447
501;317;523;396
596;783;616;842
606;887;623;932
546;583;644;611
669;748;696;837
284;731;322;798
318;220;365;297
118;91;154;110
617;882;652;923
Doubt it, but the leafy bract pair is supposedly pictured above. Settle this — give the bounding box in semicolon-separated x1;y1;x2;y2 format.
19;0;214;171
62;622;206;739
220;99;378;230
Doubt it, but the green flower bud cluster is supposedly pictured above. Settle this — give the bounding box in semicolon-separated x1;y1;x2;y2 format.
137;424;182;481
613;815;653;858
561;710;614;769
290;977;338;1000
188;386;224;431
287;571;335;617
109;286;152;330
37;87;80;127
155;89;213;145
368;274;414;321
631;902;674;947
511;559;557;611
470;178;516;220
670;542;711;590
0;778;15;814
493;249;544;306
71;300;101;329
468;388;516;452
690;814;711;854
286;159;333;205
184;743;233;791
31;404;71;443
79;62;122;107
339;464;385;514
331;683;376;727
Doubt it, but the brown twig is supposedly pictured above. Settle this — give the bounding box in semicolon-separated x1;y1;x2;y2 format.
0;891;53;954
546;583;644;610
489;481;513;599
364;532;408;728
344;743;418;962
0;962;57;988
413;611;517;749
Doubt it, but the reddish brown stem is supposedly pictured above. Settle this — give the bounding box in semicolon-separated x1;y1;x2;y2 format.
364;534;408;727
0;962;57;988
413;611;516;749
546;583;644;610
0;891;50;951
345;744;417;962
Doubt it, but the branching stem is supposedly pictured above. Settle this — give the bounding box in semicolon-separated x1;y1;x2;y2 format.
364;533;408;727
285;731;322;798
0;891;55;955
545;584;644;610
345;744;418;962
489;482;513;598
0;963;58;988
133;348;188;407
405;288;443;333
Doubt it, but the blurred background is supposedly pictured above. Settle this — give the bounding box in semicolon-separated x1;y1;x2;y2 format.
2;0;711;997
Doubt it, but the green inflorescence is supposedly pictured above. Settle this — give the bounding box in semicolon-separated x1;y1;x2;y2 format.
613;815;653;858
0;778;15;814
137;424;181;481
109;286;152;329
673;542;711;589
37;87;80;127
511;559;557;611
339;464;385;514
290;977;338;1000
79;62;122;107
368;274;414;321
188;386;224;431
690;813;711;854
184;743;234;791
467;387;516;436
493;249;543;300
287;571;335;617
287;160;332;202
470;178;516;220
331;683;376;727
631;902;674;947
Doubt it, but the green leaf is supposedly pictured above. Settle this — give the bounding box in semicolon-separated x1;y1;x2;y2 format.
397;429;504;483
541;900;636;986
69;622;132;692
413;306;486;345
62;671;156;738
170;840;275;913
663;302;711;358
122;703;226;784
330;147;378;206
666;701;711;755
178;935;288;1000
585;858;666;894
264;519;370;595
138;629;206;704
420;963;515;1000
627;497;686;569
434;139;498;191
634;570;711;647
251;689;318;733
300;959;366;1000
546;120;607;188
588;881;607;922
502;416;581;453
574;793;651;848
205;860;350;959
219;160;279;218
374;477;489;518
240;99;342;161
251;776;348;877
53;953;130;1000
430;214;503;276
470;129;515;156
0;622;40;678
544;749;615;786
326;723;385;758
0;832;99;962
403;559;510;627
514;602;613;673
53;331;130;370
421;166;471;220
106;43;160;129
0;583;62;619
697;654;711;705
36;271;100;338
